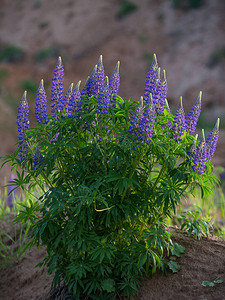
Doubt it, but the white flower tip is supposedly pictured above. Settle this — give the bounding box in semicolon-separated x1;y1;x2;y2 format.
69;83;74;91
198;91;202;104
216;118;220;130
57;56;62;66
75;81;81;91
153;53;158;66
202;129;205;140
165;99;170;111
179;96;183;106
162;70;166;82
139;96;143;108
98;55;103;66
115;61;120;73
39;79;44;90
85;76;90;84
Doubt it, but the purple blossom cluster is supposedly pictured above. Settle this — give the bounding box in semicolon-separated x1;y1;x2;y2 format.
93;56;105;95
129;95;155;143
170;92;203;142
188;119;220;174
191;130;208;174
206;119;220;161
51;57;64;114
81;66;97;98
139;54;220;173
35;80;48;124
143;55;167;115
172;97;186;142
17;91;30;161
186;92;202;134
17;55;121;166
67;81;82;118
109;61;120;107
81;55;121;113
143;54;158;106
143;55;203;143
96;77;110;114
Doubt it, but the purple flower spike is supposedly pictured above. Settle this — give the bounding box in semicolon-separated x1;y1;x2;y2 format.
50;56;64;115
35;80;48;124
143;53;159;106
81;65;97;97
187;134;198;162
109;61;120;107
63;83;74;114
186;91;202;134
159;70;167;111
129;94;155;143
92;55;105;95
17;91;30;161
96;76;110;114
145;94;155;142
81;76;90;97
152;68;162;113
206;118;220;161
153;68;168;115
68;81;82;118
172;97;186;142
192;130;207;174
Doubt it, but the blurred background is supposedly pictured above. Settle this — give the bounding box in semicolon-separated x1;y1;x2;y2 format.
0;0;225;184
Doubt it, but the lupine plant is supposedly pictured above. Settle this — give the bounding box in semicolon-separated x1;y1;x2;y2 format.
1;54;220;299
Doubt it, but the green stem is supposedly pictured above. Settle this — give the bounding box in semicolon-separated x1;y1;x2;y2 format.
121;153;142;202
152;163;165;192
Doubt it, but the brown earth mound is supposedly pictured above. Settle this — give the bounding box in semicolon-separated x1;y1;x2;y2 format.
0;216;225;300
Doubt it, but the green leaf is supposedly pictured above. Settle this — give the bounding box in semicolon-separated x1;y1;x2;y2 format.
213;278;224;284
138;252;147;268
101;279;115;292
54;233;62;248
168;260;181;273
171;243;185;257
202;281;215;287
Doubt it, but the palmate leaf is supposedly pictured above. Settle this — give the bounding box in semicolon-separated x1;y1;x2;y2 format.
101;279;115;293
15;199;42;224
106;171;140;196
66;260;92;279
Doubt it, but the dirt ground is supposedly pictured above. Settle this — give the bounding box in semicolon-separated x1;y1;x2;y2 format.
0;215;225;300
